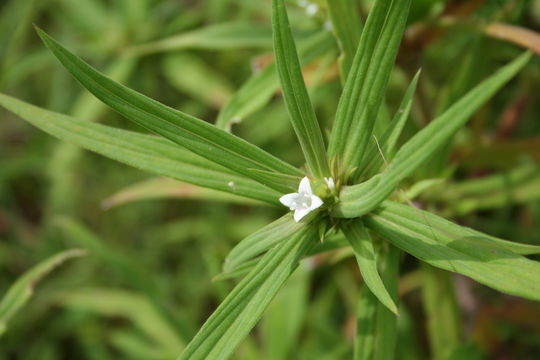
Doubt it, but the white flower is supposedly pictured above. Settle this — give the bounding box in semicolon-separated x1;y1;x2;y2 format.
279;176;323;222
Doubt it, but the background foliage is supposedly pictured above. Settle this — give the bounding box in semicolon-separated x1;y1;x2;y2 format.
1;0;540;359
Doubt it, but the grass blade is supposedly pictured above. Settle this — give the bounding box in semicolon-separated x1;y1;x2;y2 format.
36;28;303;192
0;249;85;336
272;0;330;179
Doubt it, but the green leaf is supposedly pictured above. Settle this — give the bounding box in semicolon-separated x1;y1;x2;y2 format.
272;0;330;179
359;70;421;179
126;22;274;56
223;214;305;273
382;52;531;191
178;226;316;360
36;28;303;193
0;93;281;204
342;219;398;315
216;30;335;131
325;0;362;81
365;201;540;301
0;249;85;336
328;0;411;174
373;200;540;256
335;52;531;218
47;56;137;216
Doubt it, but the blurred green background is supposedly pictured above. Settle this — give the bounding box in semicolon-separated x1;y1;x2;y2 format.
1;0;540;359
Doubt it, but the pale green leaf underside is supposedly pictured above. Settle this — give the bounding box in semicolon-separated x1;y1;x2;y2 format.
0;93;281;204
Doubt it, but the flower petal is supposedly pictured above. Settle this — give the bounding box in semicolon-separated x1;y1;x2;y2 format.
309;195;323;211
279;193;299;209
294;208;311;222
324;177;335;190
298;176;312;195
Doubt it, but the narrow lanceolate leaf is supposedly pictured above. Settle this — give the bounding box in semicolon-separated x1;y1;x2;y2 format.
223;214;305;273
365;201;540;301
359;70;421;179
0;249;85;336
0;94;281;204
127;22;274;56
372;200;540;255
335;52;531;218
340;0;411;170
178;226;316;360
342;219;398;315
36;29;303;193
216;30;335;131
272;0;330;179
327;0;410;173
325;0;362;81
